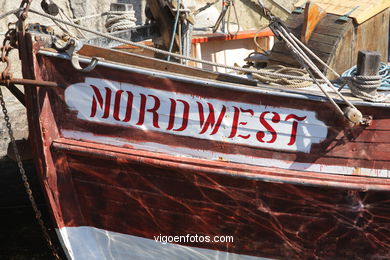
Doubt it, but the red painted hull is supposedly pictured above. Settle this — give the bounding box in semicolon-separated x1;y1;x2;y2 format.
22;38;390;259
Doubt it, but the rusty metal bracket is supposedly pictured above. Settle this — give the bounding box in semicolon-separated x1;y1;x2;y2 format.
52;37;101;72
0;78;64;89
18;0;32;21
0;77;65;106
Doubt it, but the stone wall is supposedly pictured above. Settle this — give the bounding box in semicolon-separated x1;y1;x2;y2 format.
0;0;112;158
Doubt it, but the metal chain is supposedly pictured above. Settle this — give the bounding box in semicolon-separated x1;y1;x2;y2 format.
0;87;61;259
0;6;61;257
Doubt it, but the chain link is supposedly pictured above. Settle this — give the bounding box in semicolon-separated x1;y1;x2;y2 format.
0;87;61;259
0;11;57;234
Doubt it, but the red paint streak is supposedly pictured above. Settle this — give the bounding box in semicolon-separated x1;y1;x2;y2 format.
228;107;254;139
137;94;161;128
285;114;306;146
90;85;111;118
257;112;280;143
122;91;134;122
113;90;124;121
197;102;226;135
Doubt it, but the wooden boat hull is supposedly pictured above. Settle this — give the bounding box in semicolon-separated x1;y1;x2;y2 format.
23;39;390;259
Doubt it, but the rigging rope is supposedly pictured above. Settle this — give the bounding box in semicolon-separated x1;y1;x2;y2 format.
251;65;313;88
28;8;326;83
167;0;182;61
194;0;220;15
0;8;23;20
270;19;362;122
226;0;240;36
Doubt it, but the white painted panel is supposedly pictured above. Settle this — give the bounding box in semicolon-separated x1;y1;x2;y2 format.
65;77;328;153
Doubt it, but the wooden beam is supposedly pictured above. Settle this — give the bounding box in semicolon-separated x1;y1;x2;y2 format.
146;0;179;52
356;50;381;76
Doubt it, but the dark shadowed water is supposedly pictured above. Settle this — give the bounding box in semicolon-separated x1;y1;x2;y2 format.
0;158;64;259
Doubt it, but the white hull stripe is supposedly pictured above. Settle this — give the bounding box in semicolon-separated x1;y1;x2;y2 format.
62;130;390;179
57;226;271;260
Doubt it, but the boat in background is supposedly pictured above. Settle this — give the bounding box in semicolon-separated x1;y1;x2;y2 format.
1;0;390;259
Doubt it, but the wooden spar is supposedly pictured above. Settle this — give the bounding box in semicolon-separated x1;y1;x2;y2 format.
145;0;179;52
301;1;326;43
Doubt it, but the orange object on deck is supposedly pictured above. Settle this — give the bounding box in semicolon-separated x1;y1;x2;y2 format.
301;1;327;43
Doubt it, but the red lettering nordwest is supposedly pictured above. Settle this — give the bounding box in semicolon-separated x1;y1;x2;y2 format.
285;114;306;145
137;94;161;128
88;85;307;146
197;102;226;135
167;99;189;131
256;111;280;143
90;85;111;118
112;91;134;122
228;107;253;139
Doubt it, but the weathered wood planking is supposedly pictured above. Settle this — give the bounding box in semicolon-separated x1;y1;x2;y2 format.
76;45;257;86
269;13;349;76
301;2;327;43
269;9;389;79
294;0;390;24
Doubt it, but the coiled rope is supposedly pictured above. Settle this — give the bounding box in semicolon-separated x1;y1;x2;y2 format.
340;62;390;90
105;10;136;32
332;62;390;102
348;75;385;102
251;65;313;88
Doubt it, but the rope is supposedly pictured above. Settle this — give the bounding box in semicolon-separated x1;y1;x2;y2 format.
253;28;269;54
105;10;136;33
276;26;344;116
167;0;181;61
194;0;220;15
28;8;327;84
0;8;23;20
226;0;239;36
272;22;363;122
340;63;390;91
252;65;313;88
348;75;386;102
